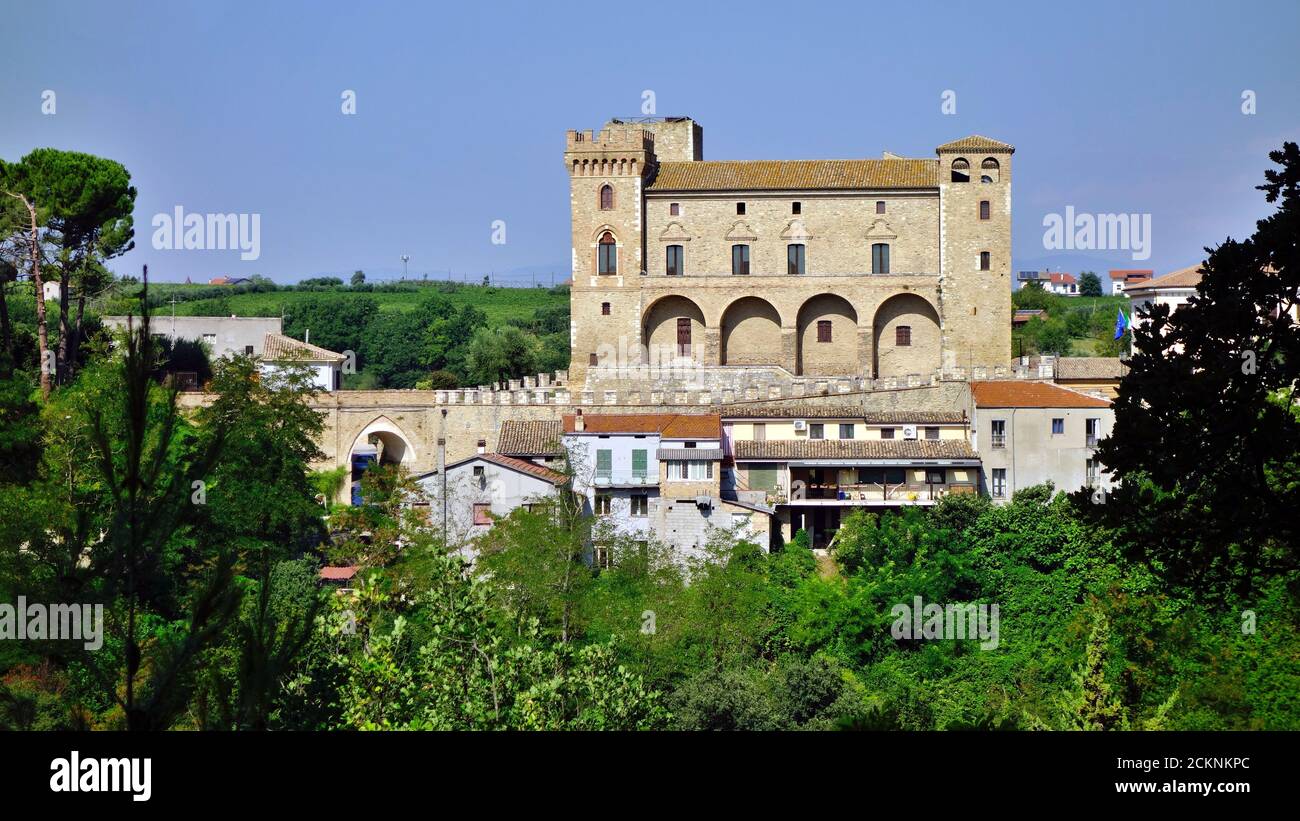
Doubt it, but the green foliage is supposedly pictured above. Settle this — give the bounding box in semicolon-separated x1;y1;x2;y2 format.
1097;141;1300;598
1079;271;1103;297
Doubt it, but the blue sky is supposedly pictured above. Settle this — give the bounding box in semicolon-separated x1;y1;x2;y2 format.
4;0;1297;284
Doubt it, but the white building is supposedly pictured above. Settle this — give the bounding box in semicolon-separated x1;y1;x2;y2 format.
969;380;1114;502
258;332;345;392
101;315;282;360
418;451;568;550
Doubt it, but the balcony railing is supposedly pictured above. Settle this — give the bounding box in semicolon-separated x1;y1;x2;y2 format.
592;472;654;488
990;433;1006;448
1085;435;1098;449
786;482;976;504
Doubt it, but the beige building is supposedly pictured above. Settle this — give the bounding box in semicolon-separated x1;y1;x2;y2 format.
722;404;978;549
564;118;1013;388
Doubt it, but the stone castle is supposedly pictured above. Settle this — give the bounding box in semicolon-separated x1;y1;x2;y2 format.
564;117;1013;391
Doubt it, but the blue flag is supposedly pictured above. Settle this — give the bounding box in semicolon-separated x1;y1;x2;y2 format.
1113;308;1129;340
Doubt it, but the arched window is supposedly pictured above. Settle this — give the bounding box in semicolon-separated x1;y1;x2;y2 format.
951;158;970;183
980;157;999;183
598;232;617;274
599;184;614;210
872;243;890;274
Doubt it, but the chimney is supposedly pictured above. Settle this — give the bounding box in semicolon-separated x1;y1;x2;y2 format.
477;439;486;454
575;408;585;432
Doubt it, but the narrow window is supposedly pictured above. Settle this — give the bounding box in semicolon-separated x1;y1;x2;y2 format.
594;494;612;515
666;244;683;276
872;243;890;274
632;449;647;479
630;494;648;516
753;422;766;442
597;232;617;274
787;243;806;275
839;423;854;440
979;200;990;220
980;251;991;271
595;449;612;479
676;317;692;356
792;201;801;215
816;320;832;343
731;244;750;275
876;200;885;214
736;202;746;215
1086;418;1099;448
601;302;610;315
588;352;598;366
669;202;680;216
1051;418;1064;435
991;419;1006;448
593;544;612;569
599;184;614;210
896;325;911;346
991;468;1006;498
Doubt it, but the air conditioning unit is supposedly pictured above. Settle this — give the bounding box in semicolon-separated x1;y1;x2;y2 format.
902;425;918;440
793;419;807;432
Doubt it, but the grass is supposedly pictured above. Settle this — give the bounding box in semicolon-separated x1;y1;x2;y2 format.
110;282;568;326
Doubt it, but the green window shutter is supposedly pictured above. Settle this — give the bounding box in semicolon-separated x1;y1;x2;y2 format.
632;449;647;478
596;449;612;477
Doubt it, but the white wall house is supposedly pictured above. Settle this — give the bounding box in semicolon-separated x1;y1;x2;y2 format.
417;452;567;552
258;332;344;392
101;315;283;360
969;380;1114;502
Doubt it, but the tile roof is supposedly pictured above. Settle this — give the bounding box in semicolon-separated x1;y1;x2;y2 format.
1048;272;1077;285
260;332;345;363
563;413;721;439
647;159;939;192
734;438;977;461
971;380;1112;409
1128;264;1203;292
719;404;965;424
438;452;568;485
496;419;564;456
319;566;358;581
935;135;1015;154
1054;357;1129;380
478;453;568;484
1109;269;1153;281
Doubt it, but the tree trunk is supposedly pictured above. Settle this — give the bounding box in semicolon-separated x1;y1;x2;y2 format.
0;273;12;377
8;193;50;398
56;253;71;385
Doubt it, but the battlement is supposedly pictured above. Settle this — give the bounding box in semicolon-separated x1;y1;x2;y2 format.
565;127;655;153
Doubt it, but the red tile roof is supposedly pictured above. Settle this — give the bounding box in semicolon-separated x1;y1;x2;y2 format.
1048;272;1077;286
648;159;938;192
971;381;1111;409
459;452;567;484
319;566;358;581
1109;269;1153;281
496;419;563;456
563;413;721;439
1129;264;1203;292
